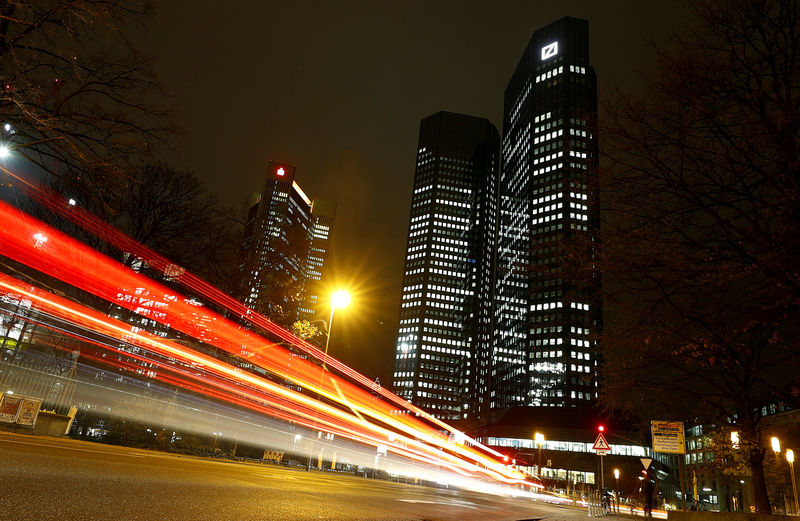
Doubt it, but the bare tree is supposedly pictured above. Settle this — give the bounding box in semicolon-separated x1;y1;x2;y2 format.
596;0;800;512
0;0;174;199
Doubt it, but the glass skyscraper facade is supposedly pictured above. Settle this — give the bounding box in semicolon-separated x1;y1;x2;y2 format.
392;111;500;422
494;17;601;409
239;161;336;325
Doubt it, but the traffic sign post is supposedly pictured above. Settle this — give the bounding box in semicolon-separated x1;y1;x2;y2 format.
651;421;687;510
593;431;611;500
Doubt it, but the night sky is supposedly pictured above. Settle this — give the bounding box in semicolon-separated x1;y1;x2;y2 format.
144;1;688;386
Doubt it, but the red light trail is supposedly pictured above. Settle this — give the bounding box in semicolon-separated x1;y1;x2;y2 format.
0;177;541;488
0;165;503;458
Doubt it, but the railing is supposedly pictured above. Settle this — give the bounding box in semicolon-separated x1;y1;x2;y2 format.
0;358;77;415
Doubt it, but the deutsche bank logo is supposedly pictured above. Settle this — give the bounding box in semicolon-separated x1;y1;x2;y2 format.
541;42;558;61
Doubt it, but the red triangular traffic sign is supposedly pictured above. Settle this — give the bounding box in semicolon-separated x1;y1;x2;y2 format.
593;433;611;451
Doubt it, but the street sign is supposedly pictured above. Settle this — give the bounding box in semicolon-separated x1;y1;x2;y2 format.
651;420;686;454
593;432;611;451
641;458;652;470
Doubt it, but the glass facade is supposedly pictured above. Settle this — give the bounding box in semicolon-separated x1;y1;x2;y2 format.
392;111;500;422
494;17;601;409
239;161;335;324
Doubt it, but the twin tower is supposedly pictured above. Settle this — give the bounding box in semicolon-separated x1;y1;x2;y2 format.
392;17;601;423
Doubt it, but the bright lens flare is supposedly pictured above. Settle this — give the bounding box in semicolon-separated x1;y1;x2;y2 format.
331;289;351;309
0;144;10;159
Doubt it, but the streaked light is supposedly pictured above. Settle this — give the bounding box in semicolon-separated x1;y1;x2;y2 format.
0;145;10;159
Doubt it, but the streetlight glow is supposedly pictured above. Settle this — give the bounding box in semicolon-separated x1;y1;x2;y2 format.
331;289;351;309
614;468;620;480
788;449;795;464
322;289;352;371
0;144;10;159
772;436;781;454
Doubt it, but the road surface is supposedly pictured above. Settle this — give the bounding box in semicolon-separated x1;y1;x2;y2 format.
0;431;603;521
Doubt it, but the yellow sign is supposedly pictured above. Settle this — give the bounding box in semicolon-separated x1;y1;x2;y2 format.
651;420;686;454
262;449;284;462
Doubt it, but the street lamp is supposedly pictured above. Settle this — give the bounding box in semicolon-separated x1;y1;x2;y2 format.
787;449;798;516
772;437;785;513
614;468;620;513
773;437;781;456
323;289;350;369
534;432;545;475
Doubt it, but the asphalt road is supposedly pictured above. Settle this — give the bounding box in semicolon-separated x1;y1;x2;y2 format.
0;432;598;521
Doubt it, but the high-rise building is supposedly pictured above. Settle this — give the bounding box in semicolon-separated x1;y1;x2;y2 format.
392;111;500;422
299;199;337;320
239;161;336;325
494;17;601;409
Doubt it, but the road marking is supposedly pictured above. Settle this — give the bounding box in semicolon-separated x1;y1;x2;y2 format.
0;438;145;457
397;499;477;509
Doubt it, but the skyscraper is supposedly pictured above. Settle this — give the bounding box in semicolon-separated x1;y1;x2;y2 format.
299;199;337;321
493;17;601;409
392;111;500;422
239;161;336;325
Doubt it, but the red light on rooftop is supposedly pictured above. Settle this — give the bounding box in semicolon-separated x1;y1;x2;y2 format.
276;167;285;177
598;425;605;432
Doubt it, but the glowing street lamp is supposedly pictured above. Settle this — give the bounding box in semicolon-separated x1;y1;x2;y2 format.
614;469;620;513
772;437;783;468
534;432;545;473
0;144;10;159
323;289;350;369
787;449;798;516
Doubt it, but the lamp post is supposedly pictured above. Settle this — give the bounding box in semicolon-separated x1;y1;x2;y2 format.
614;468;620;513
535;432;545;477
772;437;784;514
324;290;351;357
787;449;798;516
323;289;350;370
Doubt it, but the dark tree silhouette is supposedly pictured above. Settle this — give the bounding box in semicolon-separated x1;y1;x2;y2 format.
596;0;800;512
0;0;174;197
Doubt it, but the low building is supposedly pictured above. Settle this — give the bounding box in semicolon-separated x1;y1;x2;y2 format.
475;406;677;504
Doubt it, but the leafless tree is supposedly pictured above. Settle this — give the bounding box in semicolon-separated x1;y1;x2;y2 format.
0;0;174;200
595;0;800;512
